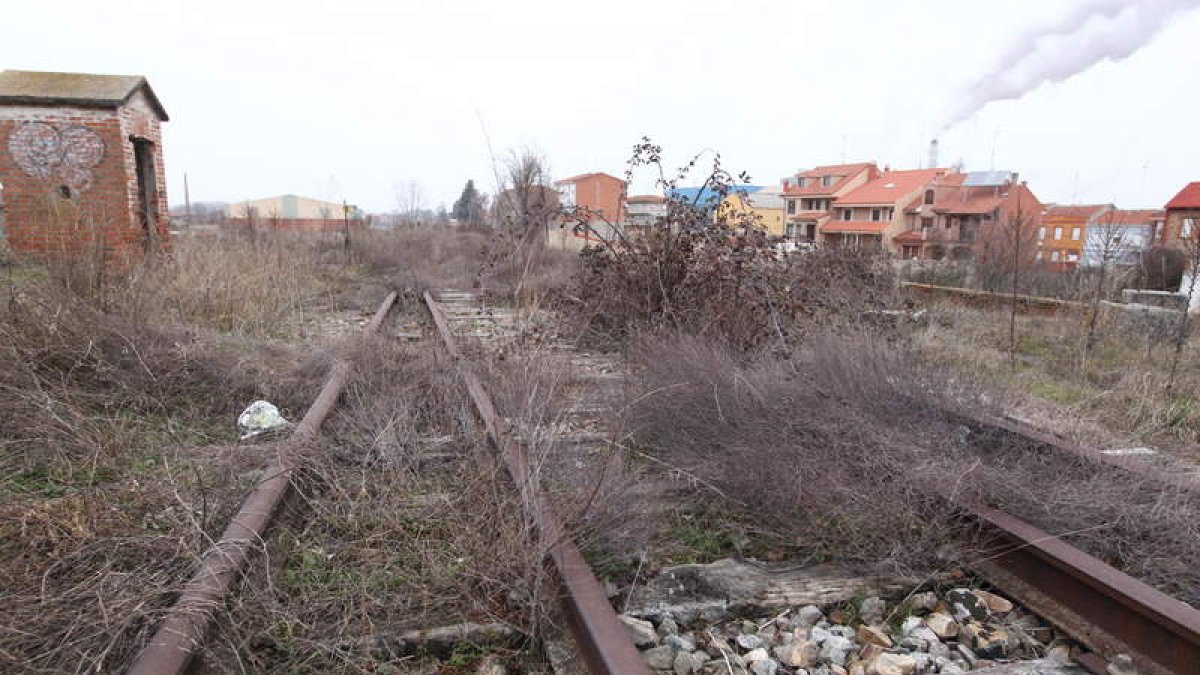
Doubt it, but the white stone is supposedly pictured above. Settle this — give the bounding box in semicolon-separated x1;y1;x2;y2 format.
751;659;780;675
745;648;770;663
796;605;825;627
819;636;855;666
774;640;818;668
619;615;658;647
643;645;675;669
866;653;916;675
737;634;765;651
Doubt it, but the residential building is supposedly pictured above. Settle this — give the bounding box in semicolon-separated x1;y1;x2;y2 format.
1037;204;1112;268
1163;181;1200;248
715;186;785;236
625;194;666;228
0;70;169;257
555;172;626;225
554;171;626;245
821;168;946;251
895;171;1043;262
1081;209;1162;267
780;163;878;243
226;194;363;232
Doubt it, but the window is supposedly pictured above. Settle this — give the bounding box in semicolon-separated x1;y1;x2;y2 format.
1184;218;1196;238
1038;227;1046;240
787;200;796;215
871;208;882;222
796;177;806;188
1036;251;1044;261
822;175;835;187
921;217;933;229
1051;251;1060;262
1054;227;1063;240
1071;227;1081;241
1067;252;1079;262
841;209;851;221
923;189;934;205
785;223;798;239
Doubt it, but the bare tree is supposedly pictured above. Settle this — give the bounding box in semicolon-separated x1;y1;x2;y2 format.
1167;222;1200;393
395;180;426;225
976;198;1037;368
1080;209;1132;372
488;149;560;299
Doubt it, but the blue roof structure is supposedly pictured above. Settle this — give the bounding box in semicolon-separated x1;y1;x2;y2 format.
669;185;764;207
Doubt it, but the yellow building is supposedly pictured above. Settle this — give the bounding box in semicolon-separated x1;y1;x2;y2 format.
715;188;785;236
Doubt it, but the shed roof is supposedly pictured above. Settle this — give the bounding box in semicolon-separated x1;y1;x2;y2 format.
0;70;168;120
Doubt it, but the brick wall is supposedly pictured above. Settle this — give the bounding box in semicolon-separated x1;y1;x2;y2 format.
0;98;168;259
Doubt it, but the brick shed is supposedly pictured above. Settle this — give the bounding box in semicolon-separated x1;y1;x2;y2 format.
0;70;169;258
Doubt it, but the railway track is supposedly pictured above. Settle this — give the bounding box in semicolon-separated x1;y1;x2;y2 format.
121;288;1200;675
420;290;1200;675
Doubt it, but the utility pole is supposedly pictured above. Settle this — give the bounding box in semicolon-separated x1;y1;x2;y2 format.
184;172;192;224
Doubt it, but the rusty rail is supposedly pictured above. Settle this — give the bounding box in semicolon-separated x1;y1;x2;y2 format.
423;291;650;675
945;411;1200;675
127;291;398;675
959;502;1200;675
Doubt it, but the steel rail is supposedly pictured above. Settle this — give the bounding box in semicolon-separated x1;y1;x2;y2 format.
127;291;398;675
423;291;650;675
958;501;1200;675
940;409;1200;675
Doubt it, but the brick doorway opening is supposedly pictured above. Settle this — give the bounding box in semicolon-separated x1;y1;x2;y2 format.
132;137;159;251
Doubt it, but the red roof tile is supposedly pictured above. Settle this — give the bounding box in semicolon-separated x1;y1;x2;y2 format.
626;194;665;203
1165;182;1200;210
836;169;947;205
905;173;1012;215
790;210;830;221
555;172;626;186
819;220;888;234
1044;204;1111;220
783;162;878;196
893;230;925;243
1102;208;1164;225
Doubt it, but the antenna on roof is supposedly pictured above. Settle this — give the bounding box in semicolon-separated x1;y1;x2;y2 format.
990;127;1000;171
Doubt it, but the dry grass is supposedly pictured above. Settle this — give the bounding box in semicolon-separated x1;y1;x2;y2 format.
0;232;361;673
0;220;581;672
914;301;1200;446
201;336;555;673
616;330;1200;606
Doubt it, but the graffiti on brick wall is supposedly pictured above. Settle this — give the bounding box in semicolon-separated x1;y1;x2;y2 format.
7;122;105;194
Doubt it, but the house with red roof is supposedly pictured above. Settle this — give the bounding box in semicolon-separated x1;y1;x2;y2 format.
895;171;1043;263
780;162;877;243
553;171;626;248
1163;181;1200;248
1038;204;1112;269
821;168;946;251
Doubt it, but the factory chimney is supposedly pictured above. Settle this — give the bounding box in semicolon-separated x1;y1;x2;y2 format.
928;139;940;169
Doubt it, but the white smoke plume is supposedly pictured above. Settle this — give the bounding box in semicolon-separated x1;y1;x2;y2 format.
943;0;1200;129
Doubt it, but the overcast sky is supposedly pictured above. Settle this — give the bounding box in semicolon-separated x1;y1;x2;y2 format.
6;0;1198;212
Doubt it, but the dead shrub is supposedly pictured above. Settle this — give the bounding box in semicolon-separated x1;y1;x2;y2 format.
568;140;901;350
621;331;1200;604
